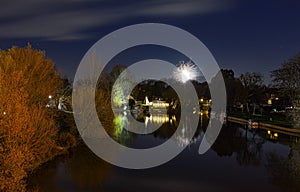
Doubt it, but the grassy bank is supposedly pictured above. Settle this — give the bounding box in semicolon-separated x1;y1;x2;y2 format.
228;111;293;128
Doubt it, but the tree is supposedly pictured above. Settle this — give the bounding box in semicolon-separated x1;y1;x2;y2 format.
0;45;63;191
217;69;245;111
111;66;135;108
271;53;300;106
271;53;300;128
240;72;264;89
240;72;264;114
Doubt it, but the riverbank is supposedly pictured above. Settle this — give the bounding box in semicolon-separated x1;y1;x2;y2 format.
26;139;83;191
227;116;300;137
228;111;293;128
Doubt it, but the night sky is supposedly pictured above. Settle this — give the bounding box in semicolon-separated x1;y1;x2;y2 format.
1;0;300;84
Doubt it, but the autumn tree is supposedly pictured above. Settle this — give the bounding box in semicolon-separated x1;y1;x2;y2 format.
0;45;63;191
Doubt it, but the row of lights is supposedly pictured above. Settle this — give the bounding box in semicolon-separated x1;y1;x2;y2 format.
199;98;212;103
146;115;176;124
267;130;278;138
152;102;169;108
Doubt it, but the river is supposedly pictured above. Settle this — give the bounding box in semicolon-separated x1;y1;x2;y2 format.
28;112;300;192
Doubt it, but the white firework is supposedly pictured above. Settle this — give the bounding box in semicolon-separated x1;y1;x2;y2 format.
173;61;198;83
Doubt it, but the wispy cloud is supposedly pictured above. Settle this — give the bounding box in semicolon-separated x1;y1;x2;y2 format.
0;9;120;40
0;0;236;41
139;0;233;16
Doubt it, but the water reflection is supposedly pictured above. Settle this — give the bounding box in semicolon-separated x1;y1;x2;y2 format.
29;145;113;191
208;123;263;168
145;114;176;125
29;112;300;191
266;143;300;192
112;111;207;148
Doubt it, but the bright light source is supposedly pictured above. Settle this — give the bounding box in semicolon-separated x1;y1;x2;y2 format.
48;95;52;99
173;62;198;83
268;99;272;105
3;111;6;115
145;96;150;105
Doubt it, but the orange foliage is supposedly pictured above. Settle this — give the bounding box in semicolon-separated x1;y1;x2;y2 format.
0;45;63;191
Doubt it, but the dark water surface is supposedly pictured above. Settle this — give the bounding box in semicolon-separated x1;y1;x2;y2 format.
29;113;300;192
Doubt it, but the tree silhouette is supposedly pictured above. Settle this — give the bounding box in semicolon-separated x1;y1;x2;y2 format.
240;72;265;114
271;53;300;128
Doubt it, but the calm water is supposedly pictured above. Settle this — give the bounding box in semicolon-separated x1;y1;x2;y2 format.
29;113;300;192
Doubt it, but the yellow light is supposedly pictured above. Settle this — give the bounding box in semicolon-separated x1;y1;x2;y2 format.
268;99;272;105
267;130;271;135
274;133;278;137
152;102;169;108
200;98;204;102
151;114;169;124
172;115;176;121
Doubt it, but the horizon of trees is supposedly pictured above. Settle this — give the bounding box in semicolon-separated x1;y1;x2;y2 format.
104;52;299;129
104;51;299;113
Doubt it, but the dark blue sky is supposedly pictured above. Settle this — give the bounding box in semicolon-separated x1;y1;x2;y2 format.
1;0;300;84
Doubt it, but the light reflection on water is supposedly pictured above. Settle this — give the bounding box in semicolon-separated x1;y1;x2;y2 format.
29;113;300;192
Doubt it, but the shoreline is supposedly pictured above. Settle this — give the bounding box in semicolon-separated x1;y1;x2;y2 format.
227;116;300;137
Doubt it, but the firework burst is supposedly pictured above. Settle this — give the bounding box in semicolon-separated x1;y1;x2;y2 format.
173;61;198;83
